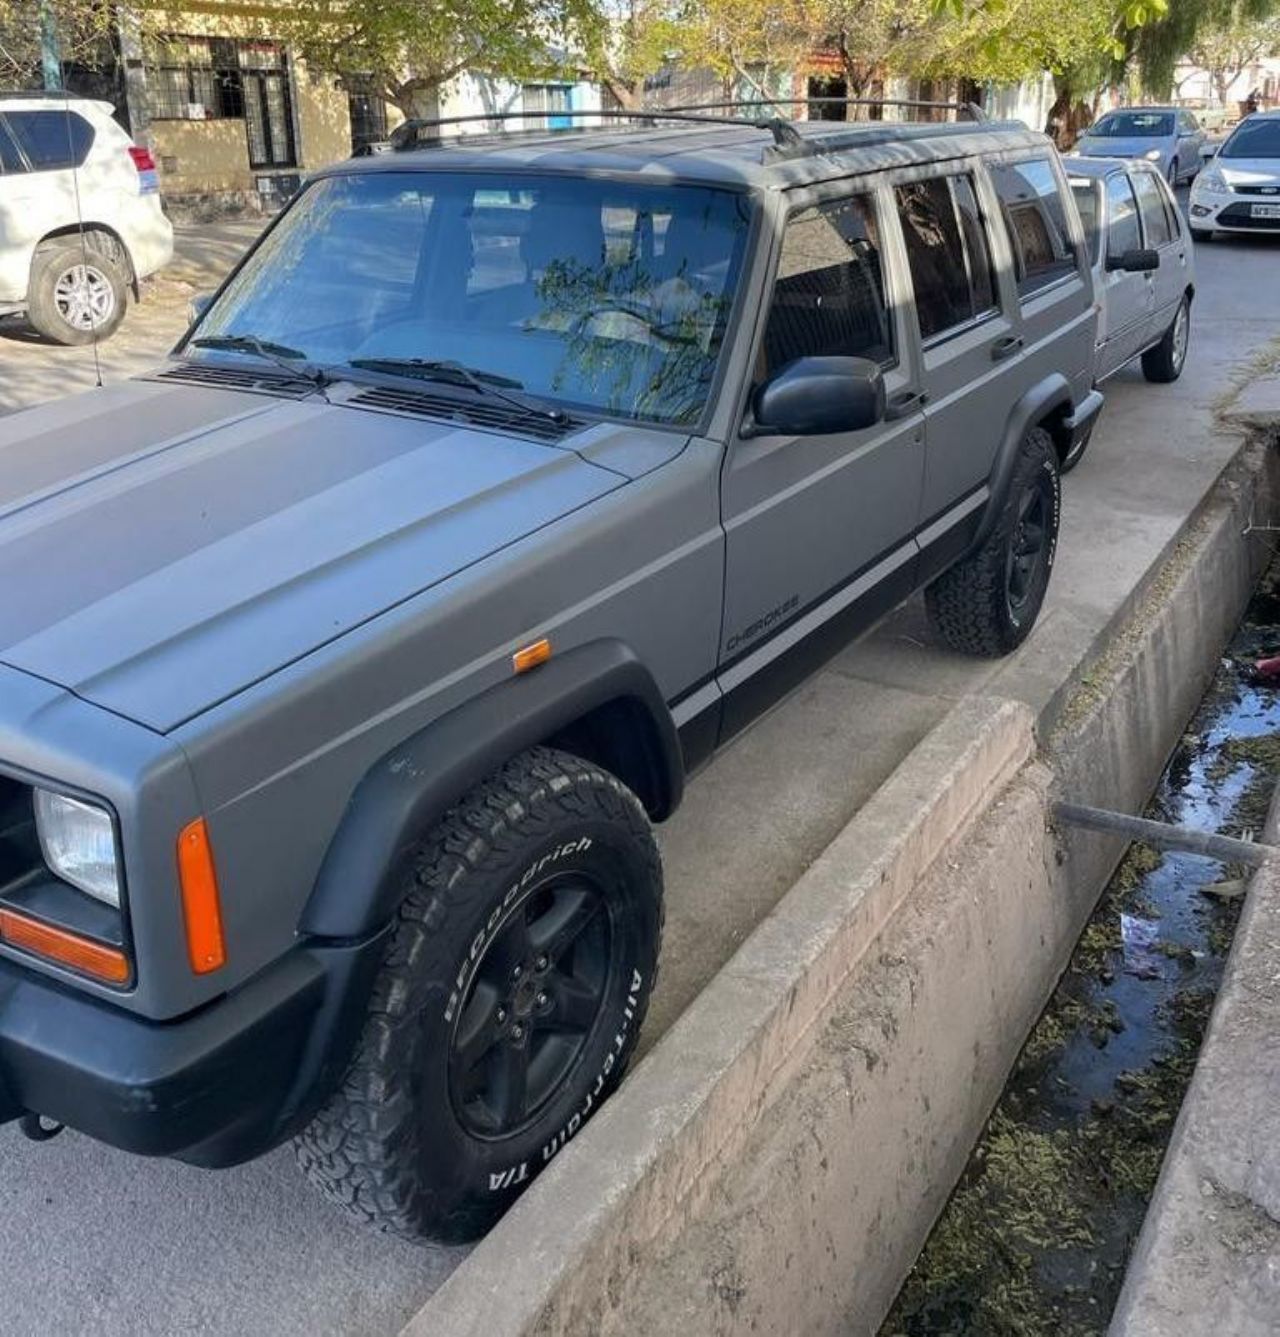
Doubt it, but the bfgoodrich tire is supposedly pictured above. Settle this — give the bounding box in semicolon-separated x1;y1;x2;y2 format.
925;426;1061;657
26;238;128;346
295;746;663;1242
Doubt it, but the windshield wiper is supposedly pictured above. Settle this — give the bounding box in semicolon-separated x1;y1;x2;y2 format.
347;357;572;426
191;334;333;392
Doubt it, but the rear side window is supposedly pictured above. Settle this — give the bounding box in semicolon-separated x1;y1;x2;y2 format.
4;110;94;171
989;159;1078;297
895;174;996;342
1132;171;1174;247
762;193;894;372
1105;174;1142;259
0;118;25;174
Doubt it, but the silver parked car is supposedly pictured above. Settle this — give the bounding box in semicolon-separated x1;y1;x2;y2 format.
1074;107;1206;187
1066;157;1195;470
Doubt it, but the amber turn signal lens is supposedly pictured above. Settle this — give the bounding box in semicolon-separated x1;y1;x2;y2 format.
512;637;552;674
177;818;227;974
0;908;130;985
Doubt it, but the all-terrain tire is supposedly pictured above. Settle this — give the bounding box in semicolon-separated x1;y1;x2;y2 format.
924;426;1061;657
26;236;129;346
1142;294;1191;384
295;746;663;1242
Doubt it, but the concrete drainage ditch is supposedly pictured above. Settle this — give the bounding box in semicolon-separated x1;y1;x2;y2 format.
408;433;1280;1337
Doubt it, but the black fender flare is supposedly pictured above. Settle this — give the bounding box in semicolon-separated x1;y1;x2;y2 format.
301;639;682;939
968;373;1072;555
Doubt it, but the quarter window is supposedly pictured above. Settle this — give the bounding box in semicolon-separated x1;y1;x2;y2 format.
895;174;996;342
0;118;25;174
1132;171;1173;247
3;110;94;171
762;194;894;373
1105;174;1142;259
989;158;1078;297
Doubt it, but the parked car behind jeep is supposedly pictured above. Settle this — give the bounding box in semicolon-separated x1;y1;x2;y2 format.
0;107;1099;1242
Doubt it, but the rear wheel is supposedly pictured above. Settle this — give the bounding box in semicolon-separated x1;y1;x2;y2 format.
1142;294;1190;383
925;427;1060;657
26;239;128;346
295;746;663;1241
1167;157;1179;186
1191;226;1215;242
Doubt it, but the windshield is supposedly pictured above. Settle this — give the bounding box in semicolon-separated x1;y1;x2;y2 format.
1221;118;1280;159
1069;180;1101;263
1090;112;1173;138
189;170;752;427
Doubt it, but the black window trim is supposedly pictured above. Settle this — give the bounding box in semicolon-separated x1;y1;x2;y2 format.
915;169;1002;352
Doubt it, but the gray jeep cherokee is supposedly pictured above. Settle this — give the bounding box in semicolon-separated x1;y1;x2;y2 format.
0;108;1100;1240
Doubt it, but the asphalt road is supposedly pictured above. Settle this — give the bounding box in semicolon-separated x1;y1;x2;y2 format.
0;202;1278;1337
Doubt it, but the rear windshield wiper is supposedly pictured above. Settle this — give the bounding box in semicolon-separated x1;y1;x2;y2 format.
191;334;333;391
347;357;572;426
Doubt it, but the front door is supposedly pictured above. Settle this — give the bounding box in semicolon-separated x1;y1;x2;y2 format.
718;186;925;734
1097;172;1152;377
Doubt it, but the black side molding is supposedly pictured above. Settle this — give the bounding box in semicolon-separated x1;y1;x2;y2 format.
301;639;682;939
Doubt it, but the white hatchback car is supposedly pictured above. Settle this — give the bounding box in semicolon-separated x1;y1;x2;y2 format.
1066;156;1195;470
0;94;173;345
1189;110;1280;240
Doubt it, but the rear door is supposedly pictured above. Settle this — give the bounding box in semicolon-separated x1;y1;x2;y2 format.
1130;166;1188;343
1096;172;1151;376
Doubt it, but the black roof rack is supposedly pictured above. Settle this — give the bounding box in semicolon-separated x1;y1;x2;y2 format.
387;95;989;157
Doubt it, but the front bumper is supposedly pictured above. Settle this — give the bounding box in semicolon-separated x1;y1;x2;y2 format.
1189;196;1280;232
0;929;385;1166
1064;389;1105;447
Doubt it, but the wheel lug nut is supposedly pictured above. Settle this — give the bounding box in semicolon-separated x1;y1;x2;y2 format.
511;1023;525;1040
512;964;523;981
535;955;548;971
496;1007;507;1024
536;992;549;1008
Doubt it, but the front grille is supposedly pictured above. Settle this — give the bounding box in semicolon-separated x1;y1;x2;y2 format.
149;363;319;399
0;775;37;894
1216;203;1280;229
347;385;581;443
1230;184;1280;196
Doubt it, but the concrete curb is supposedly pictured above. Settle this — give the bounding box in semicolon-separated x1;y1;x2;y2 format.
407;694;1035;1337
1108;787;1280;1337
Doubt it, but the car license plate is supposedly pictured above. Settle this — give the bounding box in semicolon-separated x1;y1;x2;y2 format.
1251;203;1280;219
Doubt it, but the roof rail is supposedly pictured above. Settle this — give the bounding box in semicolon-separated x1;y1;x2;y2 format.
386;95;986;153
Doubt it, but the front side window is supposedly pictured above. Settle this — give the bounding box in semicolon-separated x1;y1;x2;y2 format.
896;174;996;341
190;171;752;427
761;193;893;374
989;158;1078;298
1131;171;1173;247
1070;180;1102;263
1105;174;1142;259
3;111;93;171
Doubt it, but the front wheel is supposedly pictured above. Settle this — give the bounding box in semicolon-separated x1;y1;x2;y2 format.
925;426;1061;657
1167;157;1179;187
1142;294;1190;383
295;746;663;1241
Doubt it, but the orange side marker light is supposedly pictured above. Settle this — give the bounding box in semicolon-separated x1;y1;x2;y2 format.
178;817;227;974
513;637;553;675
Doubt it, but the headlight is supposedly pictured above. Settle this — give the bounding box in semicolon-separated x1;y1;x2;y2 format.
1195;168;1227;194
34;789;121;907
1144;149;1162;161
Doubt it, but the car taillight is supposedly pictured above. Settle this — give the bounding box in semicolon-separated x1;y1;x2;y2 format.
127;145;156;173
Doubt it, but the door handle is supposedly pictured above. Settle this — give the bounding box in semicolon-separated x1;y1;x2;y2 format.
884;388;927;422
990;335;1023;362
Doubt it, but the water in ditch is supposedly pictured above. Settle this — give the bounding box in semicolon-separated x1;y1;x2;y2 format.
880;561;1280;1337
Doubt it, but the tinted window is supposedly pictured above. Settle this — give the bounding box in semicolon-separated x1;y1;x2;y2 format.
989;159;1078;297
1105;174;1142;258
1092;112;1174;138
1070;180;1102;263
193;171;751;427
1132;171;1173;247
1222;118;1280;159
896;175;995;341
763;194;893;373
5;110;94;170
0;118;25;174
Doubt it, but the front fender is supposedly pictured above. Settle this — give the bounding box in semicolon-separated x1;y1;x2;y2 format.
300;639;682;939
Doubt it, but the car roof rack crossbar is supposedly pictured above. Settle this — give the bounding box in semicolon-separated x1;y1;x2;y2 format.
387;96;988;154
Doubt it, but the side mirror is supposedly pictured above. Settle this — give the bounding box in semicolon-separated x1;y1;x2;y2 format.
188;292;214;325
748;355;886;438
1106;248;1159;274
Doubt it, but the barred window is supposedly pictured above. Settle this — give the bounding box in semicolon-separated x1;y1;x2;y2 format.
144;37;287;122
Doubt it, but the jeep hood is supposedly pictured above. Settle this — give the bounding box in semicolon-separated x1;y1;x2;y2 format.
0;377;662;732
